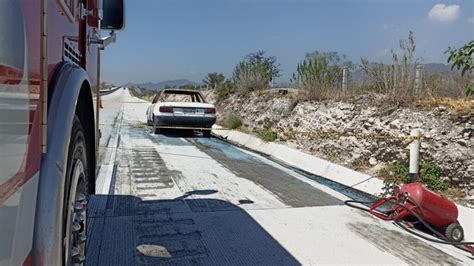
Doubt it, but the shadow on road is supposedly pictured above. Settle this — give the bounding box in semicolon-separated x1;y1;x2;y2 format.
155;128;210;138
87;191;300;265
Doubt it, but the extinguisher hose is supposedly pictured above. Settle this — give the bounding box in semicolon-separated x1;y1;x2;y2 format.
345;199;474;255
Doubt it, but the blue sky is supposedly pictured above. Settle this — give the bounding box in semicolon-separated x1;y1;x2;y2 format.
101;0;474;85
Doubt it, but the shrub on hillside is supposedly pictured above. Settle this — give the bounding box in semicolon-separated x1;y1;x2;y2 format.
446;40;474;97
224;114;242;129
293;51;352;100
215;79;236;101
233;51;280;93
378;159;448;191
360;31;421;104
259;130;277;142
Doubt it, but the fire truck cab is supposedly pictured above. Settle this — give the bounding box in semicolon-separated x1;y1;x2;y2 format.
0;0;124;265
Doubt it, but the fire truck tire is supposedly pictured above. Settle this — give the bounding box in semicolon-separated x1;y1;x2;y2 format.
445;222;464;242
63;115;90;265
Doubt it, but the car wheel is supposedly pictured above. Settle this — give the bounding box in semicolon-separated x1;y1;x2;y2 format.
63;116;90;265
202;128;212;138
146;111;152;126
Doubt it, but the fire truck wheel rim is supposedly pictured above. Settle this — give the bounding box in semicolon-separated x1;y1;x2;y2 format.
65;159;87;265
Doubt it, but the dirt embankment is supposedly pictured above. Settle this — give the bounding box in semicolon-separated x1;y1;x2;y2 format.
211;90;473;206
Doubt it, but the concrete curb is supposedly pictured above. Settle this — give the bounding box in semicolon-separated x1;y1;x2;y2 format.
212;127;474;241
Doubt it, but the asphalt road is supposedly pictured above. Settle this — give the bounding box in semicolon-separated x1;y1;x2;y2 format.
87;89;470;265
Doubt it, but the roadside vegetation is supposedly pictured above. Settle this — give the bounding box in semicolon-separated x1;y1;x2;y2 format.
378;159;447;191
360;32;420;105
446;40;474;97
215;79;236;101
233;51;281;92
223;114;242;129
377;159;467;200
210;32;472;108
202;73;225;89
259;130;278;142
292;51;353;101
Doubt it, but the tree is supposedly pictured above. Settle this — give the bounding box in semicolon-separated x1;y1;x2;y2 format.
215;79;236;100
243;51;281;80
233;51;281;92
202;73;225;89
446;40;474;96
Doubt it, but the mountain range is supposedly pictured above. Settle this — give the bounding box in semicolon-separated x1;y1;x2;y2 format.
123;79;200;91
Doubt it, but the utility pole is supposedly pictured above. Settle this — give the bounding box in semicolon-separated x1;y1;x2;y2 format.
342;66;349;91
415;64;423;97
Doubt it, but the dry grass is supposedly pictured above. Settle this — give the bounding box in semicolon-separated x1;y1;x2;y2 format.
415;97;474;116
423;73;470;98
297;85;366;102
440;187;466;201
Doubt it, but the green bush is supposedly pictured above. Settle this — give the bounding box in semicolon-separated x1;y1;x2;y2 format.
378;159;447;191
233;51;281;92
465;83;474;97
447;41;474;98
447;40;474;76
293;51;351;89
378;162;410;184
419;160;447;191
215;79;236;100
224;114;242;129
259;130;277;142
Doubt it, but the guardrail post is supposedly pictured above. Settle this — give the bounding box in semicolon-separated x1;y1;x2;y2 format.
409;129;421;183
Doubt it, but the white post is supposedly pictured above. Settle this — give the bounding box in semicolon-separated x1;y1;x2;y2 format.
415;64;423;97
409;129;421;183
342;66;348;91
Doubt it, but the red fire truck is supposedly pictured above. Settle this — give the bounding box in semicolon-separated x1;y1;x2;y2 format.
0;0;124;265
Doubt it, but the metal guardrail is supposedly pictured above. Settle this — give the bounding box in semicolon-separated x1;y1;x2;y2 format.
99;87;122;95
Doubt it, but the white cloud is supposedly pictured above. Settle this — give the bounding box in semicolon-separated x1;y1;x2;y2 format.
428;4;461;23
468;17;474;24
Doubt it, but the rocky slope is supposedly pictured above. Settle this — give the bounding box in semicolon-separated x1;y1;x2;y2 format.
212;90;473;206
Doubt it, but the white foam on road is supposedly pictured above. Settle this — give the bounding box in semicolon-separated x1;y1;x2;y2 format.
95;89;472;264
152;138;289;210
96;106;123;194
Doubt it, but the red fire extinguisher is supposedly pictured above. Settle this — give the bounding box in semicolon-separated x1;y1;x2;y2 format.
345;183;474;254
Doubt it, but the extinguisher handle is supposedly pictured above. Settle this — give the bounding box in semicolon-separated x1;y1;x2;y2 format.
369;197;396;221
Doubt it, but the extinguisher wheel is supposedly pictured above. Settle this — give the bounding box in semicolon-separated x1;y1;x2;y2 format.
445;222;464;242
